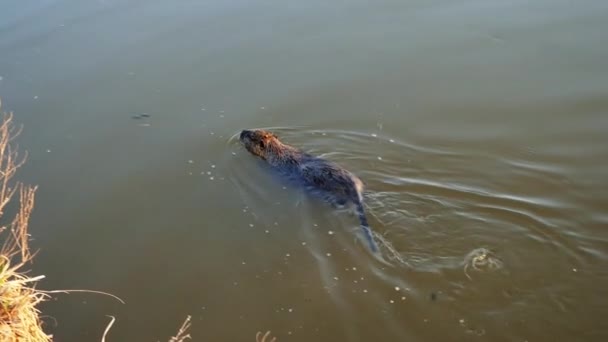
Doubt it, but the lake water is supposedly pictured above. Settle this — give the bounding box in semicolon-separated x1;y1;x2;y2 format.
1;0;607;341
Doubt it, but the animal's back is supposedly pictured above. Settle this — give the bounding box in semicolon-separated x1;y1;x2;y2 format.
283;156;379;253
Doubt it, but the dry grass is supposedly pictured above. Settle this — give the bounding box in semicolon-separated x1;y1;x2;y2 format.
0;105;51;341
168;316;191;342
256;331;277;342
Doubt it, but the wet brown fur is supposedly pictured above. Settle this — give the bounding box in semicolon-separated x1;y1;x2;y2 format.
239;129;378;252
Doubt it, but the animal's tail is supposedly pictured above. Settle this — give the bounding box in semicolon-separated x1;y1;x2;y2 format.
356;201;379;253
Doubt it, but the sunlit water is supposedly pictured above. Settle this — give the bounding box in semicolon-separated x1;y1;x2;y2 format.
1;0;607;341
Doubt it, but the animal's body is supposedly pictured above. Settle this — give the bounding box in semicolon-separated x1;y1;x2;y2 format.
239;129;378;252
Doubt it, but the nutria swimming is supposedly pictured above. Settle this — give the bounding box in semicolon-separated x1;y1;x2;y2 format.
239;129;378;253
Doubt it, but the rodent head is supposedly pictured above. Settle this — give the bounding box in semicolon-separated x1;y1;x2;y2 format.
239;129;279;159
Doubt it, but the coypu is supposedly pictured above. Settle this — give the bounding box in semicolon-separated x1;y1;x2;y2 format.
239;129;378;253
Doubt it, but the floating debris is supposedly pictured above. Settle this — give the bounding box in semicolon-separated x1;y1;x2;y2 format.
463;248;503;280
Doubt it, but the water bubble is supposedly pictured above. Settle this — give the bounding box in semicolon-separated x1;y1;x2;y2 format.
326;253;332;257
394;286;400;291
371;133;377;137
389;139;395;143
249;224;254;227
328;231;334;235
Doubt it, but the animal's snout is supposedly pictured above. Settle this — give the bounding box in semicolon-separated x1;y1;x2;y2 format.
240;130;251;140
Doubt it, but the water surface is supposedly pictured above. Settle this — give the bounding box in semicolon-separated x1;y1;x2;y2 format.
1;0;607;341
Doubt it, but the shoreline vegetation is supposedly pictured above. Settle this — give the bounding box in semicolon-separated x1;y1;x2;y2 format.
0;101;274;341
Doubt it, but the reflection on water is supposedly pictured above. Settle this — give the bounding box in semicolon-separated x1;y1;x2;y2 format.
1;0;607;340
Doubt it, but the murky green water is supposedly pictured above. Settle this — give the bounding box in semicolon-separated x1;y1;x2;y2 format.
1;0;607;341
